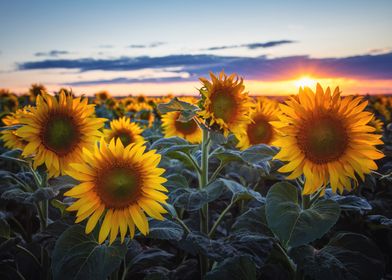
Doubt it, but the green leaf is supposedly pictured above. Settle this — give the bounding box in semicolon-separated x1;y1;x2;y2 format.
366;214;392;228
51;225;126;280
218;178;265;203
51;199;68;216
145;220;184;241
48;175;79;191
240;144;277;164
128;247;174;273
150;137;196;155
171;180;224;211
179;233;236;261
205;256;257;280
210;130;227;145
164;174;189;190
213;148;243;165
29;187;59;202
324;190;372;212
1;188;31;203
157;97;200;122
265;182;340;248
290;233;385;280
231;206;272;236
162;203;178;219
1;187;58;204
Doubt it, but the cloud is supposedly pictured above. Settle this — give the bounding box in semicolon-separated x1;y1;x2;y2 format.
127;42;166;48
204;40;295;50
98;45;114;49
18;52;392;85
34;50;70;57
67;76;185;86
368;47;392;55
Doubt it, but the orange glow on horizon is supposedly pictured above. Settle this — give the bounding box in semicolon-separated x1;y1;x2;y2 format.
294;76;317;89
5;76;392;97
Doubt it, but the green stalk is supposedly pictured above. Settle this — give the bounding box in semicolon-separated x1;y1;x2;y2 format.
199;128;210;277
28;164;48;231
208;200;235;238
209;161;227;182
276;243;297;276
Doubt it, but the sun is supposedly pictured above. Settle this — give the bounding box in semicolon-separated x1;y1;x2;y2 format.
294;76;317;89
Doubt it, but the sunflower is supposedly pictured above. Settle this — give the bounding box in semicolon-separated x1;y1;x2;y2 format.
161;111;202;143
16;91;106;177
94;91;111;105
199;71;253;136
236;98;281;150
273;84;384;194
127;103;155;127
369;116;384;134
104;117;145;146
64;138;168;244
0;89;19;112
1;107;32;150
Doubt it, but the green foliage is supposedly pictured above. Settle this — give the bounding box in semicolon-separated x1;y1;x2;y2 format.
205;256;257;280
52;225;127;280
157;97;200;121
266;182;340;248
144;220;184;241
290;233;385;280
1;95;391;279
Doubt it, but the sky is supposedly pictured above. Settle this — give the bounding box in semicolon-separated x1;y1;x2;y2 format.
0;0;392;96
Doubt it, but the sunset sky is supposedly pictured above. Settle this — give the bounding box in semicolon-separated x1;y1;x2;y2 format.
1;0;392;96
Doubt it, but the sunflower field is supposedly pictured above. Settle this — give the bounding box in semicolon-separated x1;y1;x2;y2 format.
0;72;391;280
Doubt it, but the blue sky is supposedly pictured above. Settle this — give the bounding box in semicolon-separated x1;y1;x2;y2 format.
1;0;392;95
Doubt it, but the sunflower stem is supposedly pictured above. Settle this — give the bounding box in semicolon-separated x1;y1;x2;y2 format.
276;242;297;276
208;200;235;238
209;161;227;182
28;164;49;231
174;216;192;234
183;152;202;176
199;128;210;277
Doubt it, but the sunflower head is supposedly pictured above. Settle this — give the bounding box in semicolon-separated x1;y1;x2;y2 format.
28;83;46;102
127;103;155;127
16;91;106;177
94;91;111;105
198;71;253;136
104;117;145;146
161;111;202;143
369;116;384;134
65;138;168;244
236;97;281;150
1;107;32;150
0;89;19;112
273;84;384;194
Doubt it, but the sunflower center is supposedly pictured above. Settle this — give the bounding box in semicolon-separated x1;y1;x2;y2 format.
139;110;151;121
297;116;348;164
247;116;273;144
114;130;134;147
210;91;237;122
174;116;198;135
96;165;141;208
42;114;80;155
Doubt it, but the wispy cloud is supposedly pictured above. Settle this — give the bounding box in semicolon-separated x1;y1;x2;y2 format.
67;76;184;86
18;52;392;85
34;50;70;57
204;40;295;51
97;45;114;49
127;42;166;49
